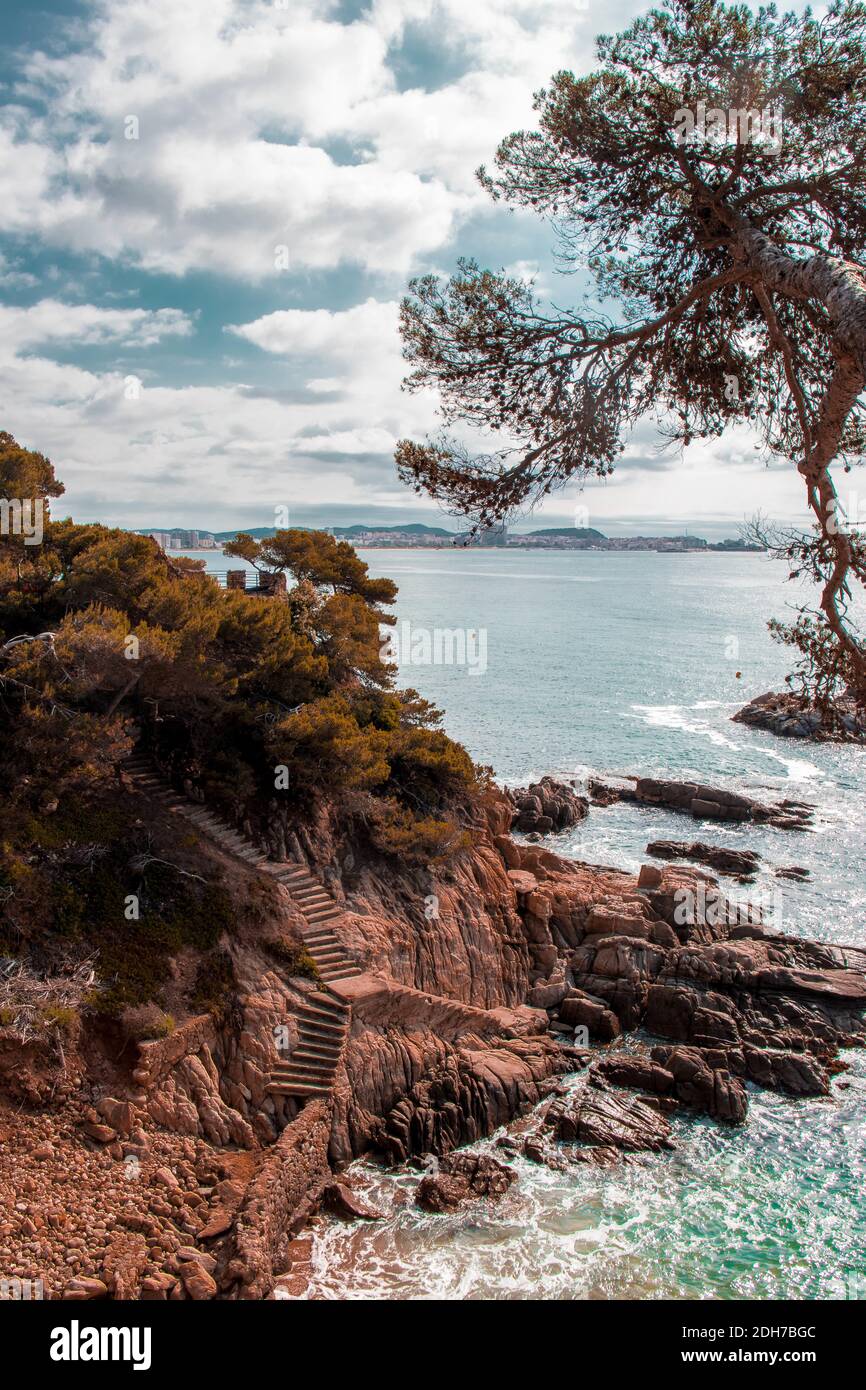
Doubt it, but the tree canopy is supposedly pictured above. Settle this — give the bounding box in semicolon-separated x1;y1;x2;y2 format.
397;0;866;708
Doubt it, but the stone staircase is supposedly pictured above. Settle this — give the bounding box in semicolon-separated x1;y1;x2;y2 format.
267;991;350;1100
258;864;360;984
123;752;361;1101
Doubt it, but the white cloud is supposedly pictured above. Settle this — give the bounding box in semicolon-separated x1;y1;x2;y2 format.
4;0;618;279
228;298;399;360
0;296;440;526
0;300;193;350
0;0;819;536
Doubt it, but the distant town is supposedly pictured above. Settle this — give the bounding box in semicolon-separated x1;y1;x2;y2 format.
136;523;762;554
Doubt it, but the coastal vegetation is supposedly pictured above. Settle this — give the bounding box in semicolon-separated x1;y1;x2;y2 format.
0;431;479;1017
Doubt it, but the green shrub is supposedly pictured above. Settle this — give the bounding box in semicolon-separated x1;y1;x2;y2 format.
264;937;320;981
366;798;471;863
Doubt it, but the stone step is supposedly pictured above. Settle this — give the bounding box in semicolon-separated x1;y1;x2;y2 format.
272;1059;334;1076
295;1029;342;1045
297;1012;346;1030
296;1015;346;1036
294;1046;342;1063
299;999;347;1020
293;1017;346;1036
308;991;346;1011
267;1081;331;1097
270;1066;332;1081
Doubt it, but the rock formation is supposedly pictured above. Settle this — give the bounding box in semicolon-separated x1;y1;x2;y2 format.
1;780;863;1299
646;840;761;880
589;775;814;830
733;690;866;742
507;777;588;834
415;1152;515;1212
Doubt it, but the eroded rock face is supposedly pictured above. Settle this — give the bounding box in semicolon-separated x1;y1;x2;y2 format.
350;1035;574;1165
494;833;866;1119
507;777;588;834
3;783;864;1301
416;1152;515;1213
546;1083;675;1152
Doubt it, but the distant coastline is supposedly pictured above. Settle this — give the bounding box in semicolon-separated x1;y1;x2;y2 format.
137;524;763;555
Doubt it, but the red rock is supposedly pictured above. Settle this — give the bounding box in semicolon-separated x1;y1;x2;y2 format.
62;1277;108;1300
141;1272;177;1300
178;1261;217;1300
322;1182;383;1221
416;1152;515;1213
152;1166;179;1190
82;1122;116;1144
549;1084;675;1152
196;1209;233;1240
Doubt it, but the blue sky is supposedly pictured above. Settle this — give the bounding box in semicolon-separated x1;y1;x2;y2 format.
0;0;812;537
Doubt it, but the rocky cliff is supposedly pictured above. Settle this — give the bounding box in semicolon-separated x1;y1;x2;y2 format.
2;781;864;1301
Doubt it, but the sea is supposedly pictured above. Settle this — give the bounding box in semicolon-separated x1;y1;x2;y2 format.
193;547;866;1300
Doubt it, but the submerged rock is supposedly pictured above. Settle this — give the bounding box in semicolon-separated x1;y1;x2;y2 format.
646;840;761;880
589;776;814;830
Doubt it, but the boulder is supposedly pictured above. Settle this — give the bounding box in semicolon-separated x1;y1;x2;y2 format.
415;1152;516;1213
177;1260;217;1300
559;991;621;1040
733;690;866;743
508;777;588;834
649;1045;747;1123
322;1181;383;1221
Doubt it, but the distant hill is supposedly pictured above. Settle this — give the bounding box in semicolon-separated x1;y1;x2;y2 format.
332;522;455;537
211;522;457;541
524;526;607;541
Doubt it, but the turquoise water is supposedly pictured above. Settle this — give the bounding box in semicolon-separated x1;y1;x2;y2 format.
199;548;866;1299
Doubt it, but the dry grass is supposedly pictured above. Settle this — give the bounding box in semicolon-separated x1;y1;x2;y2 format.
0;957;96;1042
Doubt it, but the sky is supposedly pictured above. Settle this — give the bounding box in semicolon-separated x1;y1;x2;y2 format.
0;0;819;538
